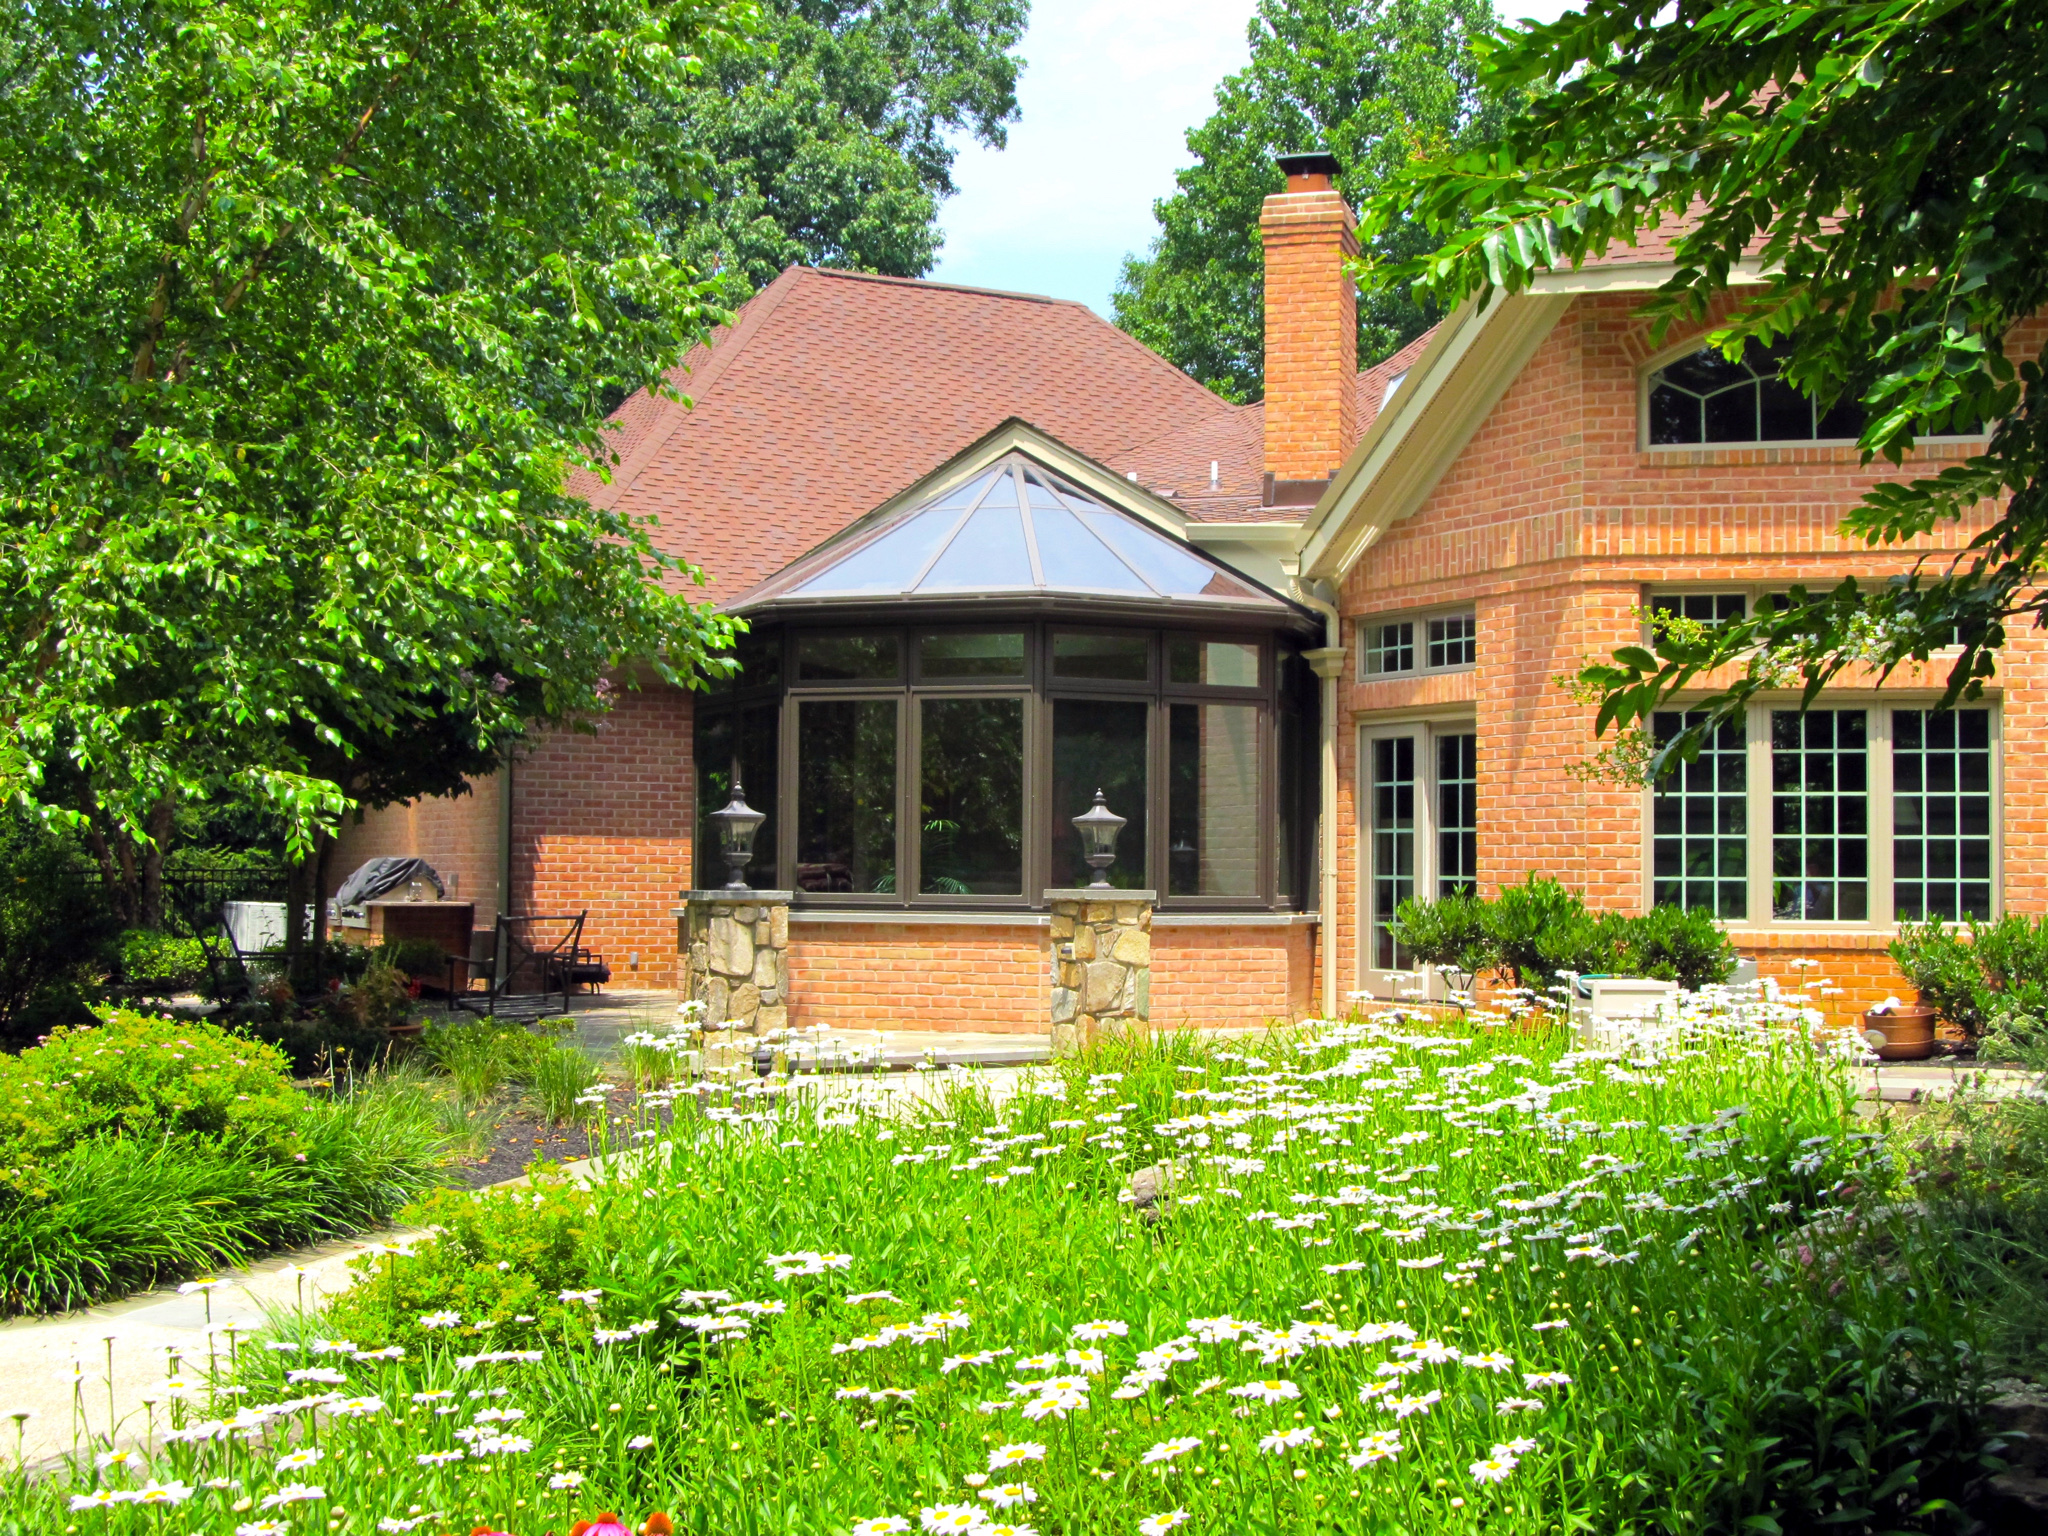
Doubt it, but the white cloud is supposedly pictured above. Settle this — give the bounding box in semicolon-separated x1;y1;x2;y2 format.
931;1;1592;316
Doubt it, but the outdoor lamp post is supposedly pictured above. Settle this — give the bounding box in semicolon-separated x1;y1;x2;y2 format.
708;779;767;893
1072;789;1127;889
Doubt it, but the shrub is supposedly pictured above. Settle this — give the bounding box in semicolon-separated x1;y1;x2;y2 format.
0;1062;447;1315
1623;903;1739;989
1890;913;2048;1041
1483;874;1590;987
0;1007;302;1192
424;1016;552;1105
1395;876;1737;992
1388;890;1489;972
529;1042;601;1123
117;928;207;991
380;935;453;981
324;1176;600;1348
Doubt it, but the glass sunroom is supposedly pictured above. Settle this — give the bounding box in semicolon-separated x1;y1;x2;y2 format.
694;448;1322;912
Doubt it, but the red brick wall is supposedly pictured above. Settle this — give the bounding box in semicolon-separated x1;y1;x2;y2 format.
1335;293;2048;1015
786;923;1049;1034
329;774;504;947
781;920;1319;1034
511;687;693;990
1151;923;1317;1030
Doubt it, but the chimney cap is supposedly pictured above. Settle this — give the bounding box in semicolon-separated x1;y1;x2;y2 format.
1276;151;1341;187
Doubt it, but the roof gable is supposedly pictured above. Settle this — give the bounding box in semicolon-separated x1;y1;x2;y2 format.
730;422;1300;622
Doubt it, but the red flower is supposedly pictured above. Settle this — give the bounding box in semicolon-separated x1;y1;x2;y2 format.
642;1515;673;1536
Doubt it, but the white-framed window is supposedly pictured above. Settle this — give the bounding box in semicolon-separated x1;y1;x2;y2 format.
1360;716;1478;983
1647;699;1999;926
1640;338;1985;450
1358;607;1478;679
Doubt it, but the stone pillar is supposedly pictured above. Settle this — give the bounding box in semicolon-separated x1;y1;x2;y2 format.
1046;888;1154;1055
675;890;793;1035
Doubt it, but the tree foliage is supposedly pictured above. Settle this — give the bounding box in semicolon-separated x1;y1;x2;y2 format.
1112;0;1500;403
1368;0;2048;769
661;0;1028;295
0;0;758;852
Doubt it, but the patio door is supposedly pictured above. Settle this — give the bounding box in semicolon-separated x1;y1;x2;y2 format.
1360;721;1477;994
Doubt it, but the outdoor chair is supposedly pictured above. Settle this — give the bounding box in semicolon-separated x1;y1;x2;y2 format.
453;912;589;1022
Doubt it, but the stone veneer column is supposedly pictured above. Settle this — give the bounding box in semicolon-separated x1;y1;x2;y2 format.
676;890;793;1034
1046;888;1154;1055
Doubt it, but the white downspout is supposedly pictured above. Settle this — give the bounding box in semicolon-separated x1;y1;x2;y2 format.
1285;560;1346;1020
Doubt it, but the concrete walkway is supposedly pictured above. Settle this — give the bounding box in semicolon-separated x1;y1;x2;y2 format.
0;1229;417;1471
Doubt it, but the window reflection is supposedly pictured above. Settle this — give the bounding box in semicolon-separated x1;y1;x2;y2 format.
1051;698;1148;888
920;631;1026;679
1168;637;1258;687
694;705;778;890
797;634;901;682
1053;632;1148;681
1168;703;1259;896
920;699;1024;894
797;699;897;892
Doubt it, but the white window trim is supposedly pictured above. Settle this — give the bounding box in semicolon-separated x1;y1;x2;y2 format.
1356;605;1478;683
1357;712;1478;996
1636;334;1991;454
1641;692;2002;932
1642;583;1968;655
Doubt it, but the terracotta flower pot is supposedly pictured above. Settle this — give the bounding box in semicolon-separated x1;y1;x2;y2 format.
1863;1003;1938;1061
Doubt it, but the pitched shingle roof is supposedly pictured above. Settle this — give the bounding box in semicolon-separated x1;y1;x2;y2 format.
578;266;1243;600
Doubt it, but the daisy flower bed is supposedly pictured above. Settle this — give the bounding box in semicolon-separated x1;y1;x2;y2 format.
15;1002;1983;1535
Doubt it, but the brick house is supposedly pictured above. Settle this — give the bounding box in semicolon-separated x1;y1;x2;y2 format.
334;154;2036;1030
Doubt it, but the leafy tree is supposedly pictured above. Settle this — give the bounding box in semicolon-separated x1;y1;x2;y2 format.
660;0;1028;295
1370;0;2048;765
1112;0;1500;403
0;0;754;865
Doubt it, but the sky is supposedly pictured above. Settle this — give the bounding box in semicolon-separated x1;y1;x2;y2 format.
928;0;1584;316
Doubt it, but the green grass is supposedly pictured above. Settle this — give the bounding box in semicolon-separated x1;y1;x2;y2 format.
4;1007;1999;1535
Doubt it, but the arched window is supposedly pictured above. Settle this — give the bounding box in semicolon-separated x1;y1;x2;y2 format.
1646;340;1867;446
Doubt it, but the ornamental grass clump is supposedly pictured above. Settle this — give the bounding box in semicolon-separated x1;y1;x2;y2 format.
8;997;1997;1534
0;1011;448;1316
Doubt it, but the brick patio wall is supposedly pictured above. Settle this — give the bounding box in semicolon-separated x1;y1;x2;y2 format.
1150;923;1318;1030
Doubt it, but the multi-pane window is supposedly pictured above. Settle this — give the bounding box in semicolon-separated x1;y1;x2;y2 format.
1643;702;1998;926
1364;724;1476;977
1771;710;1869;921
1651;592;1746;628
1427;614;1476;670
1648;341;1866;446
1894;709;1993;919
1436;734;1477;898
1362;622;1414;676
1650;711;1747;917
1369;737;1416;970
1360;611;1476;678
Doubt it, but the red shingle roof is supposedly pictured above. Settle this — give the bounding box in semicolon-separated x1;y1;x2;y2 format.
578;265;1454;597
1112;327;1440;522
580;266;1242;600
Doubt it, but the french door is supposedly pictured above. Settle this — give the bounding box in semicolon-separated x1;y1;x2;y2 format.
1360;721;1477;991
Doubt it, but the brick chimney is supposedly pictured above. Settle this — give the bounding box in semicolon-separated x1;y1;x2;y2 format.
1260;151;1358;491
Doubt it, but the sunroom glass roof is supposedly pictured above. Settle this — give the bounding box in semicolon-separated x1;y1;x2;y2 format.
748;455;1282;611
